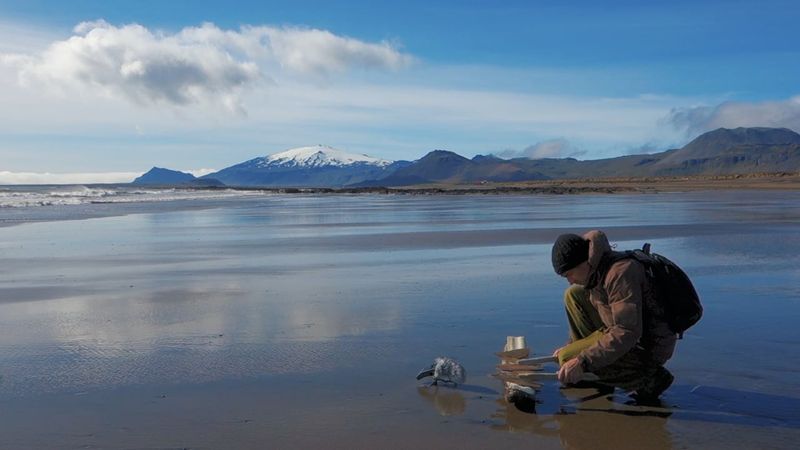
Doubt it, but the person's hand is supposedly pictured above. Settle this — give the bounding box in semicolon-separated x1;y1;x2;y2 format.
557;358;584;384
552;347;561;358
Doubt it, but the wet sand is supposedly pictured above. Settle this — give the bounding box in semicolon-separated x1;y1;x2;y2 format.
0;192;799;448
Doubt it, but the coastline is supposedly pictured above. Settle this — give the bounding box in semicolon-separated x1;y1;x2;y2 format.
172;172;800;195
3;172;798;197
344;172;800;194
2;174;798;228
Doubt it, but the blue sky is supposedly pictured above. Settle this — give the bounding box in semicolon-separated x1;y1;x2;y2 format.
1;0;799;182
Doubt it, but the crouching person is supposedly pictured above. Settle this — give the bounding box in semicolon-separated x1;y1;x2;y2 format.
550;230;676;402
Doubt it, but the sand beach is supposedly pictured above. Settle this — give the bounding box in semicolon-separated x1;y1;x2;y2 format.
0;190;799;448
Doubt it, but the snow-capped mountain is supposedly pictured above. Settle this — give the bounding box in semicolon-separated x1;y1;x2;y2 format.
203;145;408;187
258;145;393;168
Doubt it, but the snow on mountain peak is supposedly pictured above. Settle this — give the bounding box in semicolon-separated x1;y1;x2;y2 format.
261;145;392;168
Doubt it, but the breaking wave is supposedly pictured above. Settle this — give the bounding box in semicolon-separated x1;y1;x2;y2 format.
0;185;264;208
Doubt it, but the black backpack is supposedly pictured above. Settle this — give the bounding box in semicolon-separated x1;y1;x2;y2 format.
621;243;703;338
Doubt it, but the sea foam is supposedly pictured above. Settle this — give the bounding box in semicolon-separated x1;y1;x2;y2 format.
0;185;264;208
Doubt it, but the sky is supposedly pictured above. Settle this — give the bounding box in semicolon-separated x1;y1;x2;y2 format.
1;0;799;183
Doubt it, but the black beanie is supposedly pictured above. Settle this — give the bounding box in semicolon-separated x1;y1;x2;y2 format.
551;233;589;275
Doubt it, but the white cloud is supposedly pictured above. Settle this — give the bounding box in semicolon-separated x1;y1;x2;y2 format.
184;168;217;177
0;61;687;169
622;142;663;155
666;96;800;137
0;171;140;185
1;20;413;113
493;138;587;160
523;139;574;159
262;27;413;75
0;22;700;170
245;80;681;142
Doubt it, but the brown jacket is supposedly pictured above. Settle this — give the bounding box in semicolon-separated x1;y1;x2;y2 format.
578;230;677;371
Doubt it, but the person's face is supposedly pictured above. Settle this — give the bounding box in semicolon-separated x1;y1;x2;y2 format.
562;261;590;285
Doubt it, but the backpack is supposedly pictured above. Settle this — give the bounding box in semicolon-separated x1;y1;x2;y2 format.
622;243;703;338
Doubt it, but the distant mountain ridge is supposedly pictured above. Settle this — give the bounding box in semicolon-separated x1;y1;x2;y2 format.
360;150;549;186
131;127;800;187
358;127;800;186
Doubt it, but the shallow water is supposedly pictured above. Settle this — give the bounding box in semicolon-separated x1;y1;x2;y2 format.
0;191;798;448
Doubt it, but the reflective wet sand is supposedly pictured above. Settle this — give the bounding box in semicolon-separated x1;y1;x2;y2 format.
0;192;799;448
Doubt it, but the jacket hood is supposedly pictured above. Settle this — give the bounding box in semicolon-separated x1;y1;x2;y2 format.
583;230;612;286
